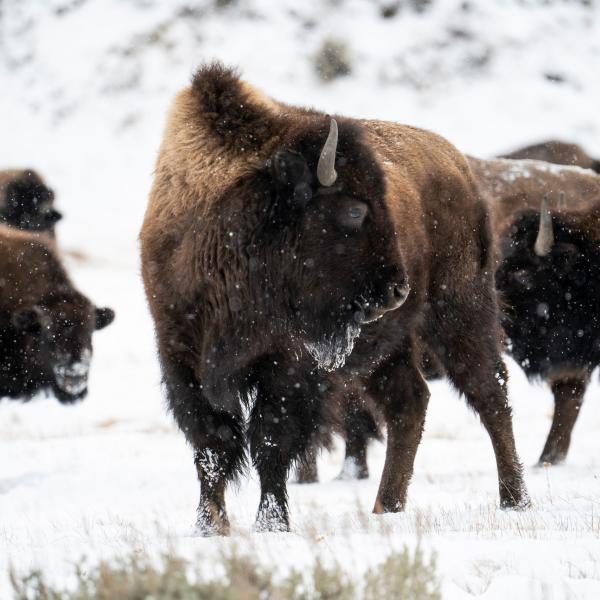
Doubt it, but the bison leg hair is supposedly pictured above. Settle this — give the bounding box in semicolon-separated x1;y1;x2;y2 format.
337;390;380;481
248;356;328;533
294;445;319;484
538;373;589;466
368;344;430;513
162;359;245;537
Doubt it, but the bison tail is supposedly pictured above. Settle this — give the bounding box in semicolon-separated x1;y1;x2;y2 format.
475;198;493;270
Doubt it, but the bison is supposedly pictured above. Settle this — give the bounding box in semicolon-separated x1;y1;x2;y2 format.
0;169;62;234
499;141;600;174
470;156;600;465
140;64;528;536
0;225;115;403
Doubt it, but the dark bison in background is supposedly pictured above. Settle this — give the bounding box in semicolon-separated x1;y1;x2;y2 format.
0;225;114;403
326;157;600;480
140;63;528;536
0;169;62;234
471;156;600;465
499;140;600;174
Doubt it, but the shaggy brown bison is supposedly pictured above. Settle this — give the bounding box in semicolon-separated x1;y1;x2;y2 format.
499;141;600;174
140;64;528;536
0;169;62;234
0;226;115;403
329;158;600;478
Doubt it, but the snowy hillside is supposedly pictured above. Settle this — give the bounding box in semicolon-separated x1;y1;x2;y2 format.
1;0;600;598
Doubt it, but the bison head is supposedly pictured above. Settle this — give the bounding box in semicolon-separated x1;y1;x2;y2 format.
12;295;115;403
257;119;408;370
496;201;600;376
2;172;62;232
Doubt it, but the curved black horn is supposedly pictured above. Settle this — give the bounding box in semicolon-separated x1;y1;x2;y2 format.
534;195;554;257
317;118;338;187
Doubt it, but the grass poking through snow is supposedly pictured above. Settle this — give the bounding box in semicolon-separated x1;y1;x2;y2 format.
10;543;439;600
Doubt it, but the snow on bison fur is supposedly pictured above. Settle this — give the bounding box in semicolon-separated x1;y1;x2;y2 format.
140;63;528;536
0;225;114;403
0;169;62;234
498;140;600;174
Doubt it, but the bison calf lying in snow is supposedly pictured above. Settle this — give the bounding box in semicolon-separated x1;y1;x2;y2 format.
0;169;62;234
141;64;528;535
0;226;114;403
499;141;600;174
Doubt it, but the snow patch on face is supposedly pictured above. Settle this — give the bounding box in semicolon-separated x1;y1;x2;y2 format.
254;492;288;533
304;322;361;371
53;349;91;396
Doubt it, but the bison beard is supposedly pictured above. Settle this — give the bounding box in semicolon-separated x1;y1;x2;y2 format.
141;63;528;536
304;320;361;371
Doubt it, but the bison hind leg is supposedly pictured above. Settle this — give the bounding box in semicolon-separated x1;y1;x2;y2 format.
537;373;589;466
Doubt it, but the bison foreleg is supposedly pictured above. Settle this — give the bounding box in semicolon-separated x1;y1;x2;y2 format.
248;355;326;532
162;357;245;536
538;373;589;466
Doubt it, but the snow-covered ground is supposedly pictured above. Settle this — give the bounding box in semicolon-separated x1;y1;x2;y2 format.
1;0;600;597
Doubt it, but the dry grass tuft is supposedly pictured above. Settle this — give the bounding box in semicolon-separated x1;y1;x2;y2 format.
10;542;439;600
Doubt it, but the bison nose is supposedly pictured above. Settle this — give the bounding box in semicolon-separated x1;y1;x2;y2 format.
386;282;410;310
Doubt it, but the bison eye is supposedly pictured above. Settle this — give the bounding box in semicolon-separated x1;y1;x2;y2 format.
337;200;368;230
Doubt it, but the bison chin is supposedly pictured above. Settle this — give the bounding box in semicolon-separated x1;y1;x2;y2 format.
50;350;91;404
51;382;88;404
304;319;362;372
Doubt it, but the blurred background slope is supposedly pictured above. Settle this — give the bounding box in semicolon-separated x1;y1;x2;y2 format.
1;0;599;257
2;3;600;596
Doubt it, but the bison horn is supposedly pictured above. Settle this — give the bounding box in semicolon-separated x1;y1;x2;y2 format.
317;118;338;187
558;191;567;209
534;195;554;257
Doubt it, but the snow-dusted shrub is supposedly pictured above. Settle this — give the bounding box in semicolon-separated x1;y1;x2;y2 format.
314;37;352;81
10;544;439;599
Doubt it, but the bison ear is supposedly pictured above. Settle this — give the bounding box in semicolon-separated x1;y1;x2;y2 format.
269;150;313;207
95;307;115;330
270;150;307;186
12;307;43;333
45;208;62;226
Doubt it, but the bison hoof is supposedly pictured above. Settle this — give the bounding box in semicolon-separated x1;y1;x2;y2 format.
193;520;230;537
536;453;567;468
254;494;289;533
194;504;230;537
372;498;404;514
499;490;531;511
336;457;369;481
